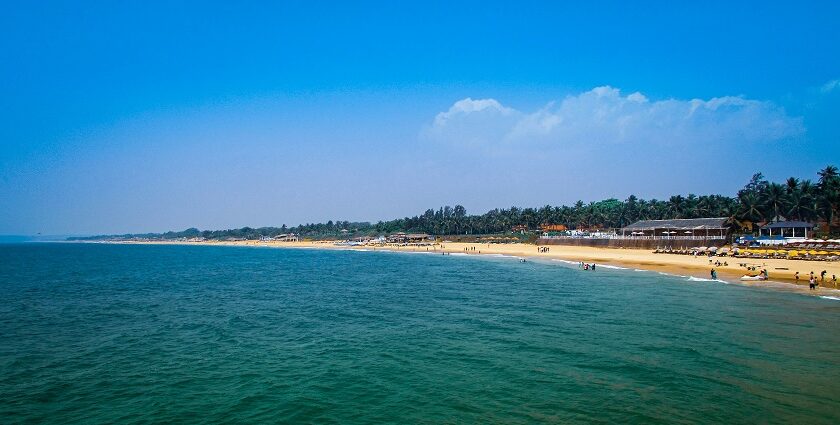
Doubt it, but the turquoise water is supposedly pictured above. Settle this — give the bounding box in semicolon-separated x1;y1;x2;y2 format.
1;244;839;424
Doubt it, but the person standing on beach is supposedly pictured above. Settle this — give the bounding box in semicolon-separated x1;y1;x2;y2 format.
833;275;837;288
821;270;826;283
795;271;800;284
711;269;717;280
809;276;817;290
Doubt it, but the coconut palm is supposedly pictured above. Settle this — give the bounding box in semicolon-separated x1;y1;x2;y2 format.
762;182;788;222
737;192;764;223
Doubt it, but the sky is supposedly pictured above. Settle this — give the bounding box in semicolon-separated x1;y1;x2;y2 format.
1;1;839;235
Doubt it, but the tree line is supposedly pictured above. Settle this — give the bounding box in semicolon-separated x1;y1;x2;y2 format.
69;165;839;241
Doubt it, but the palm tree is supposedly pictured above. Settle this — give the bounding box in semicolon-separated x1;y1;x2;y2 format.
817;165;839;232
785;177;800;194
762;182;788;222
667;195;686;219
817;165;838;183
737;192;764;224
685;194;699;218
786;189;815;222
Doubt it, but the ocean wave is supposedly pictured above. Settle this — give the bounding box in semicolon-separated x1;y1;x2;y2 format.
551;259;580;265
820;296;840;301
687;276;728;284
485;253;519;259
595;264;629;270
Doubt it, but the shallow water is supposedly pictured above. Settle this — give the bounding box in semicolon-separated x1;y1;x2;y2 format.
1;243;839;424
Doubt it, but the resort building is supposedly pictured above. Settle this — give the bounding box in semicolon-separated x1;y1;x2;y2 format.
540;224;568;233
386;233;432;243
511;224;529;234
620;218;729;240
758;221;813;240
274;233;299;242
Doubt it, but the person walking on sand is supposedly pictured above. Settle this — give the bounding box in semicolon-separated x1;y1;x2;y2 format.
821;270;827;283
795;272;800;284
711;269;717;280
809;276;817;290
833;275;837;288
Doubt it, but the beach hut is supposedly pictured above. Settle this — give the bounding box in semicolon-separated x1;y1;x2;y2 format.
759;221;814;239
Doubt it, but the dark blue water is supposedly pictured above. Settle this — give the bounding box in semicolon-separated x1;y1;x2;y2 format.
1;243;839;423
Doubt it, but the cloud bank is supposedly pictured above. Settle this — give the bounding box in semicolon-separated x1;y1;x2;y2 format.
425;86;803;149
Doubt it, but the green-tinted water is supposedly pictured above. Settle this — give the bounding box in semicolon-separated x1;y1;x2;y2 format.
1;244;839;423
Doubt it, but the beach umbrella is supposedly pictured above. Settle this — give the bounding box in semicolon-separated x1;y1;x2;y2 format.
697;246;707;251
809;250;819;255
817;250;828;255
684;231;692;234
708;247;718;251
788;251;799;257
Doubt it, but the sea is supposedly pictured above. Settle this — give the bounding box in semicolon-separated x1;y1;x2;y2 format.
1;243;839;424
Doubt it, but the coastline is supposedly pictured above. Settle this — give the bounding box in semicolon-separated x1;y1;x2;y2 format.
78;239;840;297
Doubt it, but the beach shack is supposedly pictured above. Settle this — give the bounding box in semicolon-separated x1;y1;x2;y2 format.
758;220;813;240
386;233;431;243
620;218;728;240
540;224;568;232
275;233;299;242
511;224;529;234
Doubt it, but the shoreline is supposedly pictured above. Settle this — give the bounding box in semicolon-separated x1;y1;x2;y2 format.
71;239;840;298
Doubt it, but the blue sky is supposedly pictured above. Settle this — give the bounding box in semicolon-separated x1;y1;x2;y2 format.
1;1;839;235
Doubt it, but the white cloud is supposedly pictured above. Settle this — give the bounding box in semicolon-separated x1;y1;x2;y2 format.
821;79;840;93
425;86;803;149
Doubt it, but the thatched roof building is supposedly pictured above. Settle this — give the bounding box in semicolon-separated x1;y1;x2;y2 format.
621;218;728;238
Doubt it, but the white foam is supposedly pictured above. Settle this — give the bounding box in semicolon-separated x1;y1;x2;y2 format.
687;276;728;284
658;271;688;278
820;296;840;301
551;259;582;267
485;253;518;259
595;264;629;270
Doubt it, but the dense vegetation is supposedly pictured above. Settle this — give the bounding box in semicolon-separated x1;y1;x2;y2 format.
70;166;839;240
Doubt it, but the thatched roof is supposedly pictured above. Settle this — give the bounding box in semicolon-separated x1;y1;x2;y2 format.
622;218;728;231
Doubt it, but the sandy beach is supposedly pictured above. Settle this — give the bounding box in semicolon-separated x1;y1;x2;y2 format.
107;239;840;296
